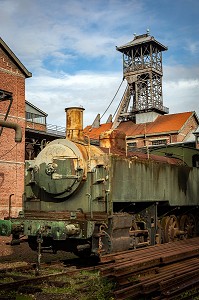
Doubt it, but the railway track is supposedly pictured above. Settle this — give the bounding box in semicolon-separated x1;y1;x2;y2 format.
1;238;199;299
99;237;199;299
0;258;104;300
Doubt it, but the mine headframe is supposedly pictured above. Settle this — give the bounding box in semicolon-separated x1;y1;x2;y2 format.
112;31;169;129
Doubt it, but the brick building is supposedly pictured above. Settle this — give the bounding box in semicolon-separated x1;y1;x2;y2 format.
83;111;199;150
25;101;65;160
0;37;32;219
84;33;199;151
194;126;199;149
120;111;199;149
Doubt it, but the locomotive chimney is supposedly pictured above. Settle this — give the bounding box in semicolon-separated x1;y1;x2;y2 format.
65;107;85;141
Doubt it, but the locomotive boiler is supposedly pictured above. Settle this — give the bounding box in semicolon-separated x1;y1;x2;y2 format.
0;107;199;258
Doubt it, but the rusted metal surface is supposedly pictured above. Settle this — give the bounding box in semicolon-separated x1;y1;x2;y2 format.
100;237;199;300
65;107;85;141
150;145;199;167
24;210;109;221
111;155;199;206
99;129;126;150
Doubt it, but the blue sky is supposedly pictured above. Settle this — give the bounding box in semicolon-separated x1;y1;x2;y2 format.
0;0;199;127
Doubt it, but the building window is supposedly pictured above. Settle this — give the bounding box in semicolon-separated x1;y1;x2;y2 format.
128;142;137;149
151;139;167;146
26;112;46;125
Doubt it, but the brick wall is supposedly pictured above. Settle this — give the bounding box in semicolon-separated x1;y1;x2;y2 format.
26;121;46;131
0;47;27;219
128;133;177;148
126;115;198;149
177;114;198;142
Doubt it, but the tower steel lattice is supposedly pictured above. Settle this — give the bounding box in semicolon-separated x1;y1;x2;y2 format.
112;32;169;129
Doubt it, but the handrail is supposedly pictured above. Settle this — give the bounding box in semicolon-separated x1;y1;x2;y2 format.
46;124;66;135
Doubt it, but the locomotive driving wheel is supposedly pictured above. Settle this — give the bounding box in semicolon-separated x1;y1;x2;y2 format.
179;214;196;239
162;215;180;243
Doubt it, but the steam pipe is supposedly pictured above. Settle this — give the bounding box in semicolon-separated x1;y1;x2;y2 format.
0;120;22;142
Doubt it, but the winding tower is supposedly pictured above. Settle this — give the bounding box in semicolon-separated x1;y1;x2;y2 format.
112;31;169;128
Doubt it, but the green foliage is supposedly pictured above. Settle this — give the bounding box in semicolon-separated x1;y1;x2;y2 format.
16;295;35;300
38;270;115;300
172;287;199;299
0;269;115;300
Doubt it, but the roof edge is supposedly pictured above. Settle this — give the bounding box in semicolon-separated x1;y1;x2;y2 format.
0;37;32;78
26;100;48;116
126;130;179;139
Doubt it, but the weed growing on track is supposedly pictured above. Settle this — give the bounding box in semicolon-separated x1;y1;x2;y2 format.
0;270;115;300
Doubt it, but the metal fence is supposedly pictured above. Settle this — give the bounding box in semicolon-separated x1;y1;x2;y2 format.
46;124;66;136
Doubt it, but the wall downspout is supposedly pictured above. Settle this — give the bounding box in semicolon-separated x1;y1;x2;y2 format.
0;120;22;142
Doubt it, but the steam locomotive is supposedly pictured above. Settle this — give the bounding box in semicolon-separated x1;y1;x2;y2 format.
0;107;199;258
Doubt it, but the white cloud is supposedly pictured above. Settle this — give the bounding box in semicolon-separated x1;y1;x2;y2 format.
1;0;199;129
25;71;125;127
163;65;199;115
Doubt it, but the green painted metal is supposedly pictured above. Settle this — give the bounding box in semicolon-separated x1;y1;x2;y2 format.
110;155;199;206
1;136;199;255
0;218;96;240
0;220;12;236
149;145;199;167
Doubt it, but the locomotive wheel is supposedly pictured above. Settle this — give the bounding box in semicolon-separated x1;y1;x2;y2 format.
162;215;180;243
179;214;196;239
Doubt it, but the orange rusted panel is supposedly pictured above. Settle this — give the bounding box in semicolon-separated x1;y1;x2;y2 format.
100;129;126;150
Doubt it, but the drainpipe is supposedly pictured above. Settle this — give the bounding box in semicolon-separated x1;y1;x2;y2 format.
0;120;22;142
8;194;14;218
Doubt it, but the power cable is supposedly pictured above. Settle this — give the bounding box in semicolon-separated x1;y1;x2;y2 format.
0;144;17;159
100;78;124;120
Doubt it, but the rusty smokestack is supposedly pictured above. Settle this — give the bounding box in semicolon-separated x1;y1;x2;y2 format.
65;107;85;141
